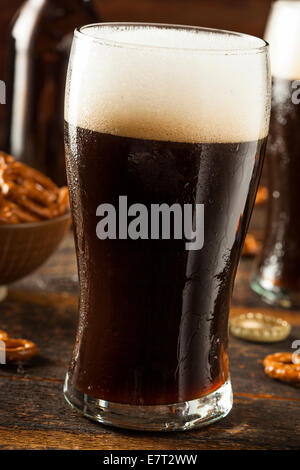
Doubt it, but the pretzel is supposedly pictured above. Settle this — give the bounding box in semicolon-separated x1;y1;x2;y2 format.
0;152;69;224
242;233;261;257
0;194;40;223
0;329;38;363
264;352;300;384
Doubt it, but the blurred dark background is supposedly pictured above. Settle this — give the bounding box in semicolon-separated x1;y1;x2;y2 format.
0;0;273;38
0;0;273;81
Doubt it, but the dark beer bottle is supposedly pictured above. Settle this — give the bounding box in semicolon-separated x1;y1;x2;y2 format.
4;0;98;186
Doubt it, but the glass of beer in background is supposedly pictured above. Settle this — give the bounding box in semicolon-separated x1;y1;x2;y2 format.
251;1;300;308
64;23;270;431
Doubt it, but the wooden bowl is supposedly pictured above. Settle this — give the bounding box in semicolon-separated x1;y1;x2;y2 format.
0;213;71;286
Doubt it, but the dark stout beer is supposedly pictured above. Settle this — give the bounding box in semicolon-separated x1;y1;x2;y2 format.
256;77;300;293
65;123;267;405
64;23;270;428
252;0;300;305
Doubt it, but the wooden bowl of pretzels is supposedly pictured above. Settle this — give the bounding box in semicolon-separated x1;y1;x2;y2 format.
0;152;71;287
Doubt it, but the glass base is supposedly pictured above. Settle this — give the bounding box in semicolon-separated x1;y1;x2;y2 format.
64;373;233;431
251;275;300;309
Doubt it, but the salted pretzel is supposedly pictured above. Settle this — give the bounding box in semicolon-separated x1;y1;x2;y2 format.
0;328;38;363
264;352;300;385
1;338;38;362
0;152;69;224
0;194;40;223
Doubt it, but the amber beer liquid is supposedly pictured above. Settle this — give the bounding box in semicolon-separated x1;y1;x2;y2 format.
252;0;300;307
64;24;270;430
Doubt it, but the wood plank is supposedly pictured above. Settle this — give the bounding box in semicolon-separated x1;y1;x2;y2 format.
0;378;299;449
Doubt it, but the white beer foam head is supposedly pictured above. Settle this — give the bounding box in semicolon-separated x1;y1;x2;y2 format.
66;24;270;143
265;1;300;80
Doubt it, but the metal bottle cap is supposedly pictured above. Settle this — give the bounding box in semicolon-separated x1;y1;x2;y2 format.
230;312;291;343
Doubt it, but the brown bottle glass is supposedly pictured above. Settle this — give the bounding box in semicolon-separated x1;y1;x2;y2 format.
3;0;98;186
251;0;300;308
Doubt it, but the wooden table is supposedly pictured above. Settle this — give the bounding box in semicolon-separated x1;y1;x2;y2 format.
0;206;299;450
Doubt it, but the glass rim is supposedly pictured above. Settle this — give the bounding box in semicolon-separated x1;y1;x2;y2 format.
75;22;269;55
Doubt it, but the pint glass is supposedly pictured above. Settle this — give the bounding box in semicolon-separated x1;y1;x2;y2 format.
251;1;300;308
64;23;270;430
